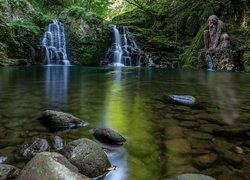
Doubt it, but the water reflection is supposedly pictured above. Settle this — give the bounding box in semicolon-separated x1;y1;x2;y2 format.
207;72;239;125
45;66;69;109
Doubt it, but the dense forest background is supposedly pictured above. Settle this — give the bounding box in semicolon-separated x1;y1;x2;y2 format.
0;0;249;69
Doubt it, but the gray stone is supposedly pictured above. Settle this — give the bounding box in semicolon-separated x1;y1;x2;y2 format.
174;173;216;180
193;153;219;169
0;164;20;180
93;128;126;145
60;138;111;178
20;138;49;157
38;110;87;131
17;152;88;180
165;139;191;155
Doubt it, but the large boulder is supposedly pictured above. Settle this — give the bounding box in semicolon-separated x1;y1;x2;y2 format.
93;128;126;145
0;164;20;180
17;152;89;180
20;138;49;157
38;110;87;131
60;138;111;178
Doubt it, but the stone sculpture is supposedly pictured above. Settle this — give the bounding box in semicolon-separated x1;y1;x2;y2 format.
198;15;244;71
204;15;232;51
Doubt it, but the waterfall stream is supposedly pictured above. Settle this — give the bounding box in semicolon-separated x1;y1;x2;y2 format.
207;54;214;71
105;25;146;67
42;20;70;65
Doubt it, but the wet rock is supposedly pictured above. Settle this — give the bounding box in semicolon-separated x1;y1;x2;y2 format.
173;115;195;121
165;139;191;155
50;136;63;150
173;173;216;180
212;138;234;152
93;128;126;145
38;110;87;131
168;95;196;106
213;126;250;137
233;146;244;154
222;150;244;166
60;138;111;178
191;149;211;155
167;155;192;166
0;156;7;164
193;153;219;169
0;164;20;180
165;126;183;139
179;121;200;128
190;139;213;150
195;114;227;125
199;124;220;133
20;138;49;157
17;152;88;180
190;132;213;140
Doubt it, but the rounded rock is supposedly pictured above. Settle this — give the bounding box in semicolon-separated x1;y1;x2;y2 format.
93;128;126;145
60;138;111;178
20;138;49;157
38;110;86;131
17;152;88;180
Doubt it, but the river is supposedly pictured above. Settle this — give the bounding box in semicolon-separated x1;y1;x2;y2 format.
0;66;249;179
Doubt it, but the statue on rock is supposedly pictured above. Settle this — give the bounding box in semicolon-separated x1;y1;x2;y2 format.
198;15;244;71
204;15;232;50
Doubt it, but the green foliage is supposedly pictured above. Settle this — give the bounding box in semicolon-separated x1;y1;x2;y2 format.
66;6;102;23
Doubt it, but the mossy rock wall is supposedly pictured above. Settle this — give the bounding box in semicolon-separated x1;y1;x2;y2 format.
60;6;111;65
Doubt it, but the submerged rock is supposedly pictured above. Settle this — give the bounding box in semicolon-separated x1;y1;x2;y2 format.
213;126;250;137
168;95;196;106
0;164;20;180
20;138;49;157
93;128;126;145
193;153;218;169
173;173;216;180
17;152;88;180
60;138;111;178
38;110;87;131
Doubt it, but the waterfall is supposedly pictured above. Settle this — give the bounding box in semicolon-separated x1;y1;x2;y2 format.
207;54;214;71
105;25;146;67
42;20;70;65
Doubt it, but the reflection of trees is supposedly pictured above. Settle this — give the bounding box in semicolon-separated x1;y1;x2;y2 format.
205;72;239;125
103;68;160;180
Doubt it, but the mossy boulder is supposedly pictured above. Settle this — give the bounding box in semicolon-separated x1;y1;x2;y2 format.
60;138;111;178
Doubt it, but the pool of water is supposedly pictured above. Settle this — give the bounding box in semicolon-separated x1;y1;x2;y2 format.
0;66;250;179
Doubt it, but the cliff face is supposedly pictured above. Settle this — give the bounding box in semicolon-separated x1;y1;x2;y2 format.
112;0;250;69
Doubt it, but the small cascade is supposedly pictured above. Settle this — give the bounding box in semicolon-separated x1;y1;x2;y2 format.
105;25;147;67
42;19;70;65
207;54;214;71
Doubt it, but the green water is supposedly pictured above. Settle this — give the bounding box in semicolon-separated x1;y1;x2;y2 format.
0;66;250;179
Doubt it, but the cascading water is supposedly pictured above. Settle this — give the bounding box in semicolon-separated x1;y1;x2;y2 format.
42;19;70;65
207;54;214;71
105;25;147;67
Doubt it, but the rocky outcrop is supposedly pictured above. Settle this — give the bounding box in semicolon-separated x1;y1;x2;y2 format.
93;128;126;145
60;138;111;178
17;152;89;180
59;6;110;65
198;49;244;71
38;110;87;131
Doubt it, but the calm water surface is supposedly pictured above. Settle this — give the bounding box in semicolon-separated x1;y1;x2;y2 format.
0;66;250;179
